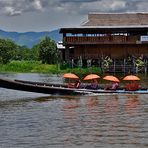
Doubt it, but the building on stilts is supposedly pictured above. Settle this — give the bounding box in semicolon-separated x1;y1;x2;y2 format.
59;13;148;74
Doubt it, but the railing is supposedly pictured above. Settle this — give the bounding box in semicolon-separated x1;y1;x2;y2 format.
64;35;141;44
107;64;136;73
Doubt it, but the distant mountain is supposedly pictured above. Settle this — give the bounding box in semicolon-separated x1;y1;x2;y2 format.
0;29;62;48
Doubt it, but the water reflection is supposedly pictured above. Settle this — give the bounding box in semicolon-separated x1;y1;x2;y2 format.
105;95;119;115
0;71;147;148
63;99;80;109
86;97;99;108
125;95;141;116
61;99;80;129
56;95;147;147
85;97;100;122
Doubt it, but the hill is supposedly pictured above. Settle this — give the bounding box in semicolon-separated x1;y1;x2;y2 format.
0;29;62;48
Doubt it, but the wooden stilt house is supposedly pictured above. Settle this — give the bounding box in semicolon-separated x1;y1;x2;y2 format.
59;13;148;73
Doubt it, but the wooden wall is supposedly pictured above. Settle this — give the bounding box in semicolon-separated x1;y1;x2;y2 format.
68;44;148;59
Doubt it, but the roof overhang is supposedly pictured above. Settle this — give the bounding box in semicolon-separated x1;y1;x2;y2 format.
60;26;148;34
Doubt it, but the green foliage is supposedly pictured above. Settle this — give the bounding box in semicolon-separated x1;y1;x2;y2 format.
60;61;69;70
102;56;113;69
0;36;59;64
15;46;30;60
60;67;103;79
14;45;40;61
71;67;102;75
32;64;59;73
0;60;60;73
135;57;144;67
31;44;40;60
0;60;41;72
0;39;18;64
0;60;103;75
37;36;59;64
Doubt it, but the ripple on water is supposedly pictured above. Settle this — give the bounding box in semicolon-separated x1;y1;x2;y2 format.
0;73;147;148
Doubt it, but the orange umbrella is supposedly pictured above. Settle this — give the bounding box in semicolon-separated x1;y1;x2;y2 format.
83;74;100;80
123;75;140;81
63;73;79;79
103;75;120;82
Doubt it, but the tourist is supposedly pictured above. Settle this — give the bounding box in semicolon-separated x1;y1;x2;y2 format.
125;81;141;91
85;79;99;90
74;79;81;88
105;81;119;90
90;79;99;89
68;79;81;88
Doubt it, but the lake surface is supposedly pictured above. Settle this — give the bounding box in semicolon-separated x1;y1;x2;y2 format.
0;73;147;148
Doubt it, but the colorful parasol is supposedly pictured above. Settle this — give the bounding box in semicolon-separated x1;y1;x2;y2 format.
83;74;100;80
123;75;140;81
63;73;79;79
103;75;120;82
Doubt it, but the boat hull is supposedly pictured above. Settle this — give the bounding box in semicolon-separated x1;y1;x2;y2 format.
0;78;82;95
0;78;147;95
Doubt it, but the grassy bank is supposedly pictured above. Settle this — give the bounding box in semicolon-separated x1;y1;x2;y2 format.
0;60;103;75
0;60;147;87
0;61;59;73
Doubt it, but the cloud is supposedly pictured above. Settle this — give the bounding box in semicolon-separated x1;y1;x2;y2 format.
4;6;21;16
79;0;126;13
42;0;148;15
32;0;43;10
0;0;147;32
0;0;44;16
0;0;147;17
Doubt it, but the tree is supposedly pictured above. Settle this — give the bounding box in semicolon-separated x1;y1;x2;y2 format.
15;46;30;60
0;39;18;64
15;45;39;61
31;44;40;61
38;37;59;64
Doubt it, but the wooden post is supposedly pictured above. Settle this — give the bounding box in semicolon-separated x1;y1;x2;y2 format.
133;58;136;74
113;59;115;75
144;59;147;75
123;58;126;75
72;59;74;69
136;67;138;74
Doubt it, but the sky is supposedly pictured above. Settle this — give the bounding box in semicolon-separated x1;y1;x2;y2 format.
0;0;148;32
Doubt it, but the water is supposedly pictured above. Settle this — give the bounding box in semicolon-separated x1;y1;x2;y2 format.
0;73;147;148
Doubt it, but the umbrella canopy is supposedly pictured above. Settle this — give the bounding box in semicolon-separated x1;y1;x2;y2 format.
103;75;120;82
63;73;79;79
83;74;100;80
123;75;140;81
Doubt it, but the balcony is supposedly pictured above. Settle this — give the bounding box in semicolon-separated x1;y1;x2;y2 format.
64;35;142;45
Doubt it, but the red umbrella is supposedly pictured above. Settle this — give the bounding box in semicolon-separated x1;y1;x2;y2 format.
83;74;100;80
63;73;79;79
123;75;140;81
103;75;120;82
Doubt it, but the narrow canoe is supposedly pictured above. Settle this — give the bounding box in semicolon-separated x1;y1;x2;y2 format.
0;78;147;95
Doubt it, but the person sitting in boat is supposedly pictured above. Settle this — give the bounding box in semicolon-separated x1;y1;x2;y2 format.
85;79;99;90
90;79;99;89
68;79;81;89
87;79;98;89
74;79;81;88
125;81;141;91
105;82;119;90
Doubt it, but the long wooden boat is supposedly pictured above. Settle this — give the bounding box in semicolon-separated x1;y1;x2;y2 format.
0;78;147;95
